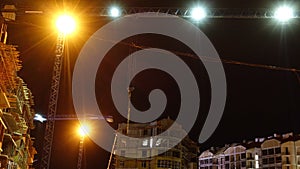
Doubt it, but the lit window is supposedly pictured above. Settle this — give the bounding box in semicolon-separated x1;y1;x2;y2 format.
142;139;148;146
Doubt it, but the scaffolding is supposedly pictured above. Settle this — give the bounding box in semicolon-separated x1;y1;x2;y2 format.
0;43;21;94
0;24;36;169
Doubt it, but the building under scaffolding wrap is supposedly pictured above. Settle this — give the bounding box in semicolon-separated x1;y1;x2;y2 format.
0;13;36;169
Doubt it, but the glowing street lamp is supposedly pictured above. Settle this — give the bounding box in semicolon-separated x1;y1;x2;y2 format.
190;7;207;21
274;6;294;22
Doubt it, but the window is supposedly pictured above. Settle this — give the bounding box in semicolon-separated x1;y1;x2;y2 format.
268;148;274;155
141;161;147;168
236;162;240;168
275;147;281;154
142;139;148;146
225;156;229;161
269;157;274;164
230;155;234;162
241;153;246;159
121;150;125;156
262;150;268;156
276;156;281;163
242;161;246;167
262;158;268;164
142;150;147;157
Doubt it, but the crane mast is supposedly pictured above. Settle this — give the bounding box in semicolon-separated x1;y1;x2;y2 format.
40;32;65;169
77;138;84;169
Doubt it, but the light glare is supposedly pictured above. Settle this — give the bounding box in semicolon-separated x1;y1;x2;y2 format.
56;14;76;34
191;7;207;21
78;124;90;137
109;7;121;17
274;6;294;22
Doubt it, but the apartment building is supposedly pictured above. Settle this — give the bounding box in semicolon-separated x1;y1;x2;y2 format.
113;118;199;169
199;133;300;169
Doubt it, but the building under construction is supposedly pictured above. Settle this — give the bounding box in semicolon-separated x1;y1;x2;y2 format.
113;118;199;169
0;6;36;169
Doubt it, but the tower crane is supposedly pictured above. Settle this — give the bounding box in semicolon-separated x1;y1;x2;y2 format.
3;4;299;169
40;30;65;169
40;14;76;169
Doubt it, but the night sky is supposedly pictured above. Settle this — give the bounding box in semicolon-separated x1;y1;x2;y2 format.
4;0;300;169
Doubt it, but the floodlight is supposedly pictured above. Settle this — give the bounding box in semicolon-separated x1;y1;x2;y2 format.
78;124;90;138
274;6;294;22
56;14;76;34
109;6;121;17
191;7;207;21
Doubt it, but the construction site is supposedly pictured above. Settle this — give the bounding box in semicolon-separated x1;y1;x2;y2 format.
0;11;36;169
112;118;199;169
